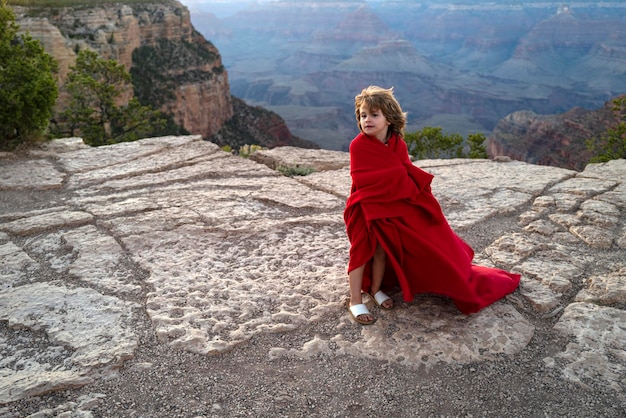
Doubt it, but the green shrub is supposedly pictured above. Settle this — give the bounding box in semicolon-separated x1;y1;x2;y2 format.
277;165;315;177
404;127;488;160
53;49;166;146
466;133;489;159
587;96;626;163
0;1;58;150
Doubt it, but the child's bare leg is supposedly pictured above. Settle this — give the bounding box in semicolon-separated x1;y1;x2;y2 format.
348;264;374;322
370;244;393;309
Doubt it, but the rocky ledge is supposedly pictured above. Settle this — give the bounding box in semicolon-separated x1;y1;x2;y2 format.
0;136;624;416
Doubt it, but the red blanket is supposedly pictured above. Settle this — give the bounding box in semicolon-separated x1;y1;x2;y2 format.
344;132;520;314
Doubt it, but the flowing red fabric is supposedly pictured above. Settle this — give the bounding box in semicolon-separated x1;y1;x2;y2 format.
344;132;520;314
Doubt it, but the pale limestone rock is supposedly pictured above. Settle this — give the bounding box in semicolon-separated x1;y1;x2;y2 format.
268;335;333;361
575;267;626;306
0;160;65;190
618;227;626;249
514;250;584;293
1;136;624;404
65;136;218;189
551;192;582;212
427;159;574;229
64;226;142;295
554;302;626;392
553;231;584;245
0;209;93;236
24;231;77;272
597;183;626;207
548;177;618;197
295;167;351;199
57;135;202;174
523;219;560;236
518;277;562;313
0;283;138;403
252;177;344;209
100;206;204;237
330;300;534;368
578;199;620;228
38;137;88;153
484;233;548;269
0;206;68;223
250;146;350;171
0;241;39;288
578;158;626;182
0;283;138;367
570;224;615;249
533;195;556;208
0;369;94;406
580;198;621;218
123;216;350;355
518;208;545;225
548;213;581;229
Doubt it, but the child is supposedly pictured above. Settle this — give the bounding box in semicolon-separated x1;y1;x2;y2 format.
344;86;520;325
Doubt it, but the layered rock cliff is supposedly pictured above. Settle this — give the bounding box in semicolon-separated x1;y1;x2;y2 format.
14;1;231;139
12;1;315;149
487;99;620;171
210;97;319;150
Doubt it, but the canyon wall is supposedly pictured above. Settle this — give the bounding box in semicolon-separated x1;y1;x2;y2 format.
487;100;620;171
15;1;232;139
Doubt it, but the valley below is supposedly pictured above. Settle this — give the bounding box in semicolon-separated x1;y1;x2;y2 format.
185;0;626;154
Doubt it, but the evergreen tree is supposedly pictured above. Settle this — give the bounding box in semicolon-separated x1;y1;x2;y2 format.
0;0;58;150
61;49;165;146
405;127;488;160
467;133;489;159
405;126;464;160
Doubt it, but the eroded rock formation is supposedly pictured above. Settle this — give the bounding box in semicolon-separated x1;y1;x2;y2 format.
487;99;620;171
14;1;230;139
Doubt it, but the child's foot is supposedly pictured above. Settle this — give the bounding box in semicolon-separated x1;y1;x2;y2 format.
345;299;376;325
370;290;394;310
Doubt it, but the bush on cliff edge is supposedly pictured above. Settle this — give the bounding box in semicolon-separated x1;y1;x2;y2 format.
0;0;58;151
587;95;626;163
52;49;166;146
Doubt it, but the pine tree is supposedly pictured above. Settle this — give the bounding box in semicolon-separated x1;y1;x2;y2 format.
61;49;165;146
0;0;58;150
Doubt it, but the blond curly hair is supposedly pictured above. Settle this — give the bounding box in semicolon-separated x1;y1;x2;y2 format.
355;86;407;138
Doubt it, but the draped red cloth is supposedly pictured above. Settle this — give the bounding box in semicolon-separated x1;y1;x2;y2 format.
344;132;520;314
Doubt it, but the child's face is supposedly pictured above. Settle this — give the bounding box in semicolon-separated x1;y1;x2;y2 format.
359;105;390;142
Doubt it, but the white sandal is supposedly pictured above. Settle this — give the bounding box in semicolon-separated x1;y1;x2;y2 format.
370;290;393;310
345;301;376;325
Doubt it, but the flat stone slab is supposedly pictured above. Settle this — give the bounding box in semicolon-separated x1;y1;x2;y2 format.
250;146;350;171
553;302;626;392
0;136;624;409
0;159;65;190
0;282;138;404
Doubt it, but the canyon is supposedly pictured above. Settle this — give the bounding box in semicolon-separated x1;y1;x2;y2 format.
186;0;626;158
